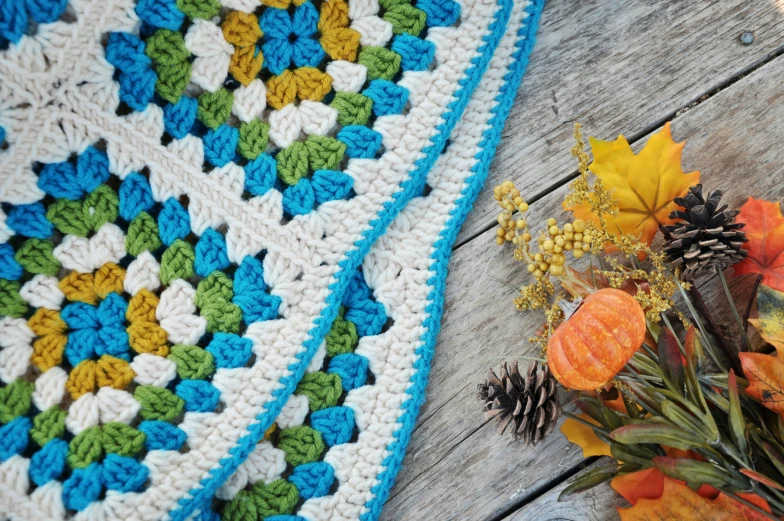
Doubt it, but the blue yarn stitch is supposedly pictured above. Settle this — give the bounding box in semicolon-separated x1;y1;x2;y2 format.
282;178;315;216
61;302;99;329
194;228;230;277
62;463;103;511
95;325;131;360
233;256;267;295
29;438;68;486
7;203;54;239
391;34;435;71
244;154;277;197
363;80;410;117
311;170;354;204
206;333;253;369
345;300;386;337
234;290;281;323
97;292;128;326
158;197;191;246
417;0;461;27
76;146;110;193
0;417;31;461
310;406;354;447
103;454;150;493
65;328;99;366
0;125;5;144
38;161;83;200
106;32;151;74
328;353;369;391
337;126;382;159
176;380;221;412
139;420;187;451
260;2;323;75
0;244;23;280
119;68;157;112
0;0;27;43
26;0;68;24
288;462;334;500
119;173;155;221
164;96;198;139
203;125;239;167
135;0;185;31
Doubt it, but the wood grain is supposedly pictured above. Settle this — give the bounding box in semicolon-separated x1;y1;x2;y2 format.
381;34;784;521
456;0;784;245
503;459;627;521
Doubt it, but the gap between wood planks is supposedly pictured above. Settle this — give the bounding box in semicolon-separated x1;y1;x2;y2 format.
453;42;784;252
383;42;784;518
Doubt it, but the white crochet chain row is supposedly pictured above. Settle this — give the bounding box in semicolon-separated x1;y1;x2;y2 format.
0;0;519;520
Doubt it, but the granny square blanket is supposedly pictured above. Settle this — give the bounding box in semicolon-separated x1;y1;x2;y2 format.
0;0;543;520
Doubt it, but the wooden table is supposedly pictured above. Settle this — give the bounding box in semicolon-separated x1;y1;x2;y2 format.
380;1;784;520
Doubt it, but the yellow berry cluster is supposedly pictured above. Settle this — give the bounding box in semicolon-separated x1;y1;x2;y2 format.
494;181;594;279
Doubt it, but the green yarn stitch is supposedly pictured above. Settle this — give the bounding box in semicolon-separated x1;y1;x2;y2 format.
238;120;269;160
145;29;191;66
250;479;299;518
84;184;119;232
277;425;325;466
0;378;33;424
15;238;60;276
46;198;90;236
0;279;28;318
296;372;342;411
156;62;192;104
101;422;146;456
359;47;402;81
384;4;427;35
276;141;309;186
222;490;257;521
31;406;66;446
198;89;234;130
68;426;103;469
330;92;373;126
195;271;234;308
379;0;410;7
325;307;358;357
160;239;195;285
134;386;185;422
177;0;221;19
127;211;163;256
305;135;346;171
168;344;215;379
202;301;242;334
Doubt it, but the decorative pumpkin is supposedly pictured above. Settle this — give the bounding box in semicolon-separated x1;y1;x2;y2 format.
547;288;646;390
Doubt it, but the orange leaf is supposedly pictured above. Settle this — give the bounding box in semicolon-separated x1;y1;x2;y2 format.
564;122;699;246
734;198;784;292
618;477;773;521
740;352;784;415
611;468;664;506
741;469;784;491
560;413;612;458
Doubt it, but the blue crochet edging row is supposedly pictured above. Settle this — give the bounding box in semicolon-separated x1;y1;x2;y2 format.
360;1;545;519
168;0;514;518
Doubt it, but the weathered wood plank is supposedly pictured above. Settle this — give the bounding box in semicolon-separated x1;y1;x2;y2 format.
503;459;626;521
381;46;784;521
456;0;784;245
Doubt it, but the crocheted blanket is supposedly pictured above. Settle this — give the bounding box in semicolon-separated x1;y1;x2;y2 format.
0;0;543;520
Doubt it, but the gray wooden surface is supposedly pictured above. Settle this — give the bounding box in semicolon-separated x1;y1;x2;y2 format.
381;0;784;520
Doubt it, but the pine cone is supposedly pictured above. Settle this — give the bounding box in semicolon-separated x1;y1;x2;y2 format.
477;361;560;445
662;184;747;278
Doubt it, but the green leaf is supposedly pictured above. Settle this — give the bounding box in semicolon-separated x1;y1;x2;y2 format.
557;463;620;502
610;424;703;451
658;327;684;394
727;370;747;455
749;284;784;357
652;456;744;489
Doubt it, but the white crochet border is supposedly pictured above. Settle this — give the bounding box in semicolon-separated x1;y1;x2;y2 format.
0;0;514;520
207;1;544;519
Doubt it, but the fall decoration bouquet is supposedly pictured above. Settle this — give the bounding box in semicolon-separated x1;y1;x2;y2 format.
484;123;784;519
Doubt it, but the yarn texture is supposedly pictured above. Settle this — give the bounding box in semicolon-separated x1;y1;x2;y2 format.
0;0;543;520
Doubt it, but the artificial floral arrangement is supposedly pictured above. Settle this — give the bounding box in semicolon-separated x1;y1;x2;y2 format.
481;122;784;519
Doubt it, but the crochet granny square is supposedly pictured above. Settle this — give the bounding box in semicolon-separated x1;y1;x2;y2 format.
0;0;543;520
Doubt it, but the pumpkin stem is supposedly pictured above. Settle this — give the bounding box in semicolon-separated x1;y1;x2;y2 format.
558;297;583;321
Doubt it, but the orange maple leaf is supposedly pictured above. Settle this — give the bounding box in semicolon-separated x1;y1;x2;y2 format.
565;122;699;246
740;352;784;415
734;198;784;292
618;477;773;521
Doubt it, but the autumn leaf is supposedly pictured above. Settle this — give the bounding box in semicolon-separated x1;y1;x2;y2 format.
564;122;700;246
734;198;784;292
618;477;772;521
740;352;784;415
611;468;664;505
560;413;612;458
749;285;784;359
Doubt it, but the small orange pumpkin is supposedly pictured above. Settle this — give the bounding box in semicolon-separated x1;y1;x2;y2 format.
547;288;646;390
